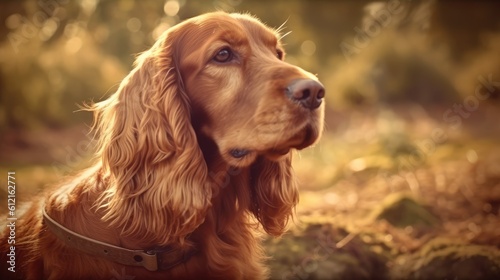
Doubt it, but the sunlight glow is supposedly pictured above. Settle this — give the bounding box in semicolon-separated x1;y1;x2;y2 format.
5;14;22;29
301;40;316;56
152;22;171;40
348;158;367;172
164;0;180;17
466;149;478;163
39;18;58;41
324;192;340;205
65;37;82;54
126;18;142;33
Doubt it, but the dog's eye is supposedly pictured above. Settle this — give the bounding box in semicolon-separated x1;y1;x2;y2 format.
276;49;284;60
213;48;233;63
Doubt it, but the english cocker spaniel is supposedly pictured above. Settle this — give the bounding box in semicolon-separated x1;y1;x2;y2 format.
0;12;325;280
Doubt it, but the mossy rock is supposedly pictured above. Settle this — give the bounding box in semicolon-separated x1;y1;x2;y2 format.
265;223;388;280
370;193;440;228
392;238;500;280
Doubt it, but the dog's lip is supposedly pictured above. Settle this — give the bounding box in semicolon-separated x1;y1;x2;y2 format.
276;125;314;151
224;120;319;161
268;148;290;155
295;126;314;150
263;148;291;161
260;125;316;155
262;127;314;157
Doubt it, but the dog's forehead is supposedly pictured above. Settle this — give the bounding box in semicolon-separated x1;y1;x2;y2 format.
230;13;279;46
185;12;279;46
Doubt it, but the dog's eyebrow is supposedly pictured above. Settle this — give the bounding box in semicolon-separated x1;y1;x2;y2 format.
237;19;279;48
219;32;248;48
266;34;279;47
253;27;278;47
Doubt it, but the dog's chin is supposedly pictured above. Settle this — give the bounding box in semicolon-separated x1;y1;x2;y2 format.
278;125;319;150
263;148;291;161
220;126;321;166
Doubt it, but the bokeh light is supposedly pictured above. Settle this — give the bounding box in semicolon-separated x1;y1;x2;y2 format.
5;14;22;29
164;0;180;17
300;40;316;56
126;18;142;33
39;19;58;41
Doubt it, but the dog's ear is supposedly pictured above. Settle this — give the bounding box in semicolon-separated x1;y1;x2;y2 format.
250;155;298;236
91;26;211;244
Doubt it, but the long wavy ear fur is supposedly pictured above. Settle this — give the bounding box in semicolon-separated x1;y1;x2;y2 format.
250;154;298;236
91;27;211;244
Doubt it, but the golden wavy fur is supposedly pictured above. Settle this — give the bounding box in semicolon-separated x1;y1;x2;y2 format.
0;12;324;279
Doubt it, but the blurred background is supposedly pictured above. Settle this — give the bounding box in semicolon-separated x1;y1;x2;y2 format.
1;0;500;279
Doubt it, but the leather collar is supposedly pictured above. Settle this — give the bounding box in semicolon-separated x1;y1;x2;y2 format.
42;207;197;271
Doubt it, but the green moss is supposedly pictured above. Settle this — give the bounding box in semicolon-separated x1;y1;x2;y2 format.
392;238;500;279
265;223;388;280
371;193;440;228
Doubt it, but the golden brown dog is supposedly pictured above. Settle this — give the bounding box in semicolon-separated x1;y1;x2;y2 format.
0;12;324;279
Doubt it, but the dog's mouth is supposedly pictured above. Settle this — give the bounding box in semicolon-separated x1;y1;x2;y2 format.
264;148;291;161
276;125;316;150
227;125;317;163
293;125;315;150
219;104;324;167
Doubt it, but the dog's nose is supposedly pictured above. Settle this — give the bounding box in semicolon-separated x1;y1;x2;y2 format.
285;79;325;110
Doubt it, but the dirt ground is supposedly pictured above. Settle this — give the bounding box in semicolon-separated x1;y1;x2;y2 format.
1;104;500;279
266;104;500;279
